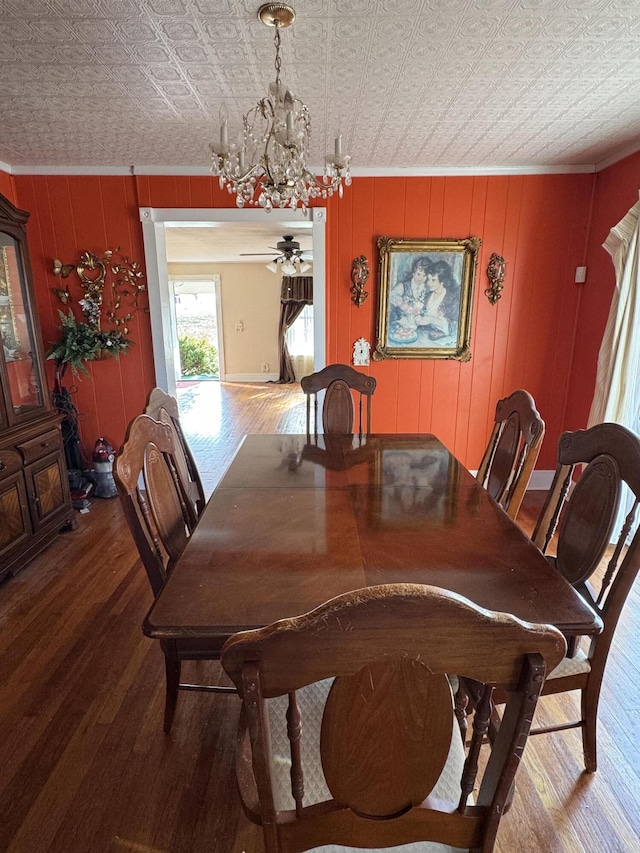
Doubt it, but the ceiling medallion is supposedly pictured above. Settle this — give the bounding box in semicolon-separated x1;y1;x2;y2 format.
210;3;351;212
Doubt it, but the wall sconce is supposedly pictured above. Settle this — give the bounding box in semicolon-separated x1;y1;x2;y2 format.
485;253;506;304
350;255;369;306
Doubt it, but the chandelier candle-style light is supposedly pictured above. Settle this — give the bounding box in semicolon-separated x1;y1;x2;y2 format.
210;3;351;212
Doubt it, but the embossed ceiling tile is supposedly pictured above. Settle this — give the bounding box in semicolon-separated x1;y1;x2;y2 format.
414;15;459;38
543;17;589;38
486;40;527;60
149;66;183;81
202;21;243;41
132;44;172;62
90;44;135;63
169;97;204;111
174;45;209;62
69;20;119;41
136;98;176;112
194;0;233;12
110;66;152;83
99;0;146;14
147;0;189;13
471;59;515;77
372;18;415;40
159;82;193;97
523;41;568;60
194;81;226;96
211;44;252;63
221;66;257;83
79;65;117;81
4;0;53;14
458;15;504;39
129;83;171;98
161;21;201;41
116;21;159;41
185;65;218;80
0;21;33;40
503;14;546;37
378;0;423;13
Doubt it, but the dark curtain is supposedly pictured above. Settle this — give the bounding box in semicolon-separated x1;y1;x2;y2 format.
277;276;313;383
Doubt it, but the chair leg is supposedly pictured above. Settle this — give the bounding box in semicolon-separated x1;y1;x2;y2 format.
581;687;599;773
164;649;181;734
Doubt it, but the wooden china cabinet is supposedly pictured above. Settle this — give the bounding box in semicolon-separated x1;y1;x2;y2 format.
0;192;74;583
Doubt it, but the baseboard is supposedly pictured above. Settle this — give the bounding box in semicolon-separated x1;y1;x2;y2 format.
224;373;280;383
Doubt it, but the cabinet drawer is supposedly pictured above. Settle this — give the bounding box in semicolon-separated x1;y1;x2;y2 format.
0;449;23;479
18;430;62;464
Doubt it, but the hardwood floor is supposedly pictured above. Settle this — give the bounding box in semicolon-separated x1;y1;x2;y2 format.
1;381;639;852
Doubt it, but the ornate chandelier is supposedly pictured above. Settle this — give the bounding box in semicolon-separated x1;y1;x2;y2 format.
210;3;351;212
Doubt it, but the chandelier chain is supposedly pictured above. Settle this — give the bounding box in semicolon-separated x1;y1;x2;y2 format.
274;27;282;86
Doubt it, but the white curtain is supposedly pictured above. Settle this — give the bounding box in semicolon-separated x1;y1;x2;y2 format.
588;194;640;431
588;192;640;537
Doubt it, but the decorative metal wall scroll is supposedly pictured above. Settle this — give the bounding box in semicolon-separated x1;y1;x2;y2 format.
350;255;370;306
485;253;506;305
52;248;145;334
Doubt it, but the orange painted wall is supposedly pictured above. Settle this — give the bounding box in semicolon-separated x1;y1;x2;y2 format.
324;174;595;469
13;175;156;462
12;171;597;470
565;151;640;432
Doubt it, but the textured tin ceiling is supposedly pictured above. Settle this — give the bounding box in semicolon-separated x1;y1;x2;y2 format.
2;0;640;173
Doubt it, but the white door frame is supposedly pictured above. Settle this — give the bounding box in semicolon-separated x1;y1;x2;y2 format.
139;206;326;397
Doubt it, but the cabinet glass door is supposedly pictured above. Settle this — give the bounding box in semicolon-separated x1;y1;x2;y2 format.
0;234;45;416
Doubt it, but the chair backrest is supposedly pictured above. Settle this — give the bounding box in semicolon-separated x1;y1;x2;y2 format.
114;413;196;597
222;583;565;853
300;363;376;437
477;389;545;520
532;422;640;671
144;387;205;517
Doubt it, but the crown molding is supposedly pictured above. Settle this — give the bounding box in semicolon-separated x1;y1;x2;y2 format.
595;140;640;172
4;162;599;178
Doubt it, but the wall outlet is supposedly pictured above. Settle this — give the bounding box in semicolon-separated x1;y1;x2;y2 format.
262;362;269;372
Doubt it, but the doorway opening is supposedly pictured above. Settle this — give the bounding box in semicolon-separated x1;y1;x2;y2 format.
171;277;222;382
139;207;326;399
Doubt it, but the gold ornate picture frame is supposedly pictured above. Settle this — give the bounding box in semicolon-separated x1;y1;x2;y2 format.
374;236;481;362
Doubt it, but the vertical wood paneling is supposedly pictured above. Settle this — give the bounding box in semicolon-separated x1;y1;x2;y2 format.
12;167;607;471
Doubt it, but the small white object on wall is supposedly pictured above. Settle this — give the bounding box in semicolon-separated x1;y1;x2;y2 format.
353;337;371;366
575;266;587;283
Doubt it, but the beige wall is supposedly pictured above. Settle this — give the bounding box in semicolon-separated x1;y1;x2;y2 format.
168;261;281;380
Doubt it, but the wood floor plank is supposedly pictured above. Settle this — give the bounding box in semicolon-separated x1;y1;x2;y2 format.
0;381;639;852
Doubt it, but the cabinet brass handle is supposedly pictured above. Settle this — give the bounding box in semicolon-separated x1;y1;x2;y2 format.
0;460;6;472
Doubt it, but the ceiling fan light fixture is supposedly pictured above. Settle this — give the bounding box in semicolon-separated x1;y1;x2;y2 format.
300;261;311;273
281;259;297;275
210;3;350;212
266;261;279;273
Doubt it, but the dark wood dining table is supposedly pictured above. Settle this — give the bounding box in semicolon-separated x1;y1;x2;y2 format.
143;433;602;643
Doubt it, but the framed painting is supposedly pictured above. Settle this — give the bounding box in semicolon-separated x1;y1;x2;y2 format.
373;236;481;362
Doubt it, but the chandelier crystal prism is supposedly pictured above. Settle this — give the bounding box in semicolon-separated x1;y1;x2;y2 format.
210;3;351;212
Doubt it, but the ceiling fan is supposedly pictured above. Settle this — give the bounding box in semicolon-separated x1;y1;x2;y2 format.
240;235;312;274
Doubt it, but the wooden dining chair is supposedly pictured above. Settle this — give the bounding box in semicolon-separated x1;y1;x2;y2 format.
221;583;565;853
517;421;640;772
144;386;206;517
114;413;235;734
301;363;377;438
476;389;545;520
